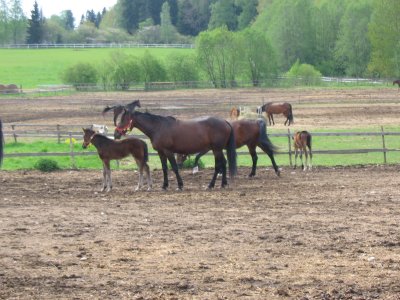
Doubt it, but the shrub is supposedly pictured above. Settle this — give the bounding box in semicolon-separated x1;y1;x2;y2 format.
62;62;98;90
34;158;60;172
286;59;322;86
181;156;205;169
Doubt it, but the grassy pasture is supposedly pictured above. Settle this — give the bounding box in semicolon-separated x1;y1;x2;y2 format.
0;48;193;88
3;126;400;171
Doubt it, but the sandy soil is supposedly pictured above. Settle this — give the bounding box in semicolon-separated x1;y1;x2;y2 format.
1;88;400;299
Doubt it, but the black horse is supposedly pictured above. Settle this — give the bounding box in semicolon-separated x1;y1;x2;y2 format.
115;101;237;190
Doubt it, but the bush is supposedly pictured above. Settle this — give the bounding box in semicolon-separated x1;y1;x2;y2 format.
180;156;205;169
34;158;60;172
62;62;98;90
286;59;322;86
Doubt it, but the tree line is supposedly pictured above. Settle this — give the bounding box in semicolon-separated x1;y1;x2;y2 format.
1;0;400;78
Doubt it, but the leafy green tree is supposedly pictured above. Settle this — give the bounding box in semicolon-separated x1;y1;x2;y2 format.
61;10;74;30
235;0;258;30
253;0;316;71
26;0;44;43
166;53;199;82
107;51;142;90
177;0;210;36
312;0;347;75
116;0;144;33
238;28;277;86
62;62;98;90
140;50;167;83
0;0;10;43
8;0;27;44
196;27;241;87
335;1;372;77
146;0;163;25
160;2;174;43
368;0;400;77
208;0;237;31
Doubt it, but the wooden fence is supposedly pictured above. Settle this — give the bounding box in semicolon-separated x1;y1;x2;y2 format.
3;123;400;168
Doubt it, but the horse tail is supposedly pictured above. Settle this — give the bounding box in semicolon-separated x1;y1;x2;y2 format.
0;119;4;167
287;103;294;125
257;119;278;153
225;122;237;179
142;140;149;163
307;132;312;158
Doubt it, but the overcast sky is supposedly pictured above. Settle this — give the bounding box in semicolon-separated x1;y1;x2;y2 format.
22;0;117;20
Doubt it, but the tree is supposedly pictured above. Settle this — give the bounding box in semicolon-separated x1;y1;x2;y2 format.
166;53;199;82
368;0;400;77
26;1;44;44
160;2;174;43
239;28;278;86
235;0;258;30
116;0;141;33
61;10;74;30
208;0;238;31
335;1;372;77
177;0;210;36
196;27;241;88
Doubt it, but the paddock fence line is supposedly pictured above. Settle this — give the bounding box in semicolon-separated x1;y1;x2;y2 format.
0;43;195;49
3;124;400;168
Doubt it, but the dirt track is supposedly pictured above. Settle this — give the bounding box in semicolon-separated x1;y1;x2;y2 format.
1;88;400;299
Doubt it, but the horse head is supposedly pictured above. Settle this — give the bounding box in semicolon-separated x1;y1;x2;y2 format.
82;128;96;149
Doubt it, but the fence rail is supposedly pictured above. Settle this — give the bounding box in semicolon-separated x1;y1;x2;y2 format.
0;43;194;49
3;123;400;168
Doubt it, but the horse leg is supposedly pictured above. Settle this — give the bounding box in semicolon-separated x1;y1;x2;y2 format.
158;152;169;190
104;160;112;192
101;161;107;192
193;151;206;174
208;152;223;189
299;149;305;171
166;152;183;190
271;114;275;125
258;144;280;177
134;158;143;191
304;148;309;171
248;146;258;177
309;146;313;170
144;163;152;190
294;149;298;169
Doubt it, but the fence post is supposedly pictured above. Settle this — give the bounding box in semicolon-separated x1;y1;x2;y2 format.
287;128;293;167
69;132;76;169
57;124;61;144
381;126;387;164
11;125;17;143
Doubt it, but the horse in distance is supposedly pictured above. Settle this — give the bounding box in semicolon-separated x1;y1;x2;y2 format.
177;118;280;177
393;80;400;88
257;102;294;126
82;128;152;192
115;102;237;190
293;131;312;171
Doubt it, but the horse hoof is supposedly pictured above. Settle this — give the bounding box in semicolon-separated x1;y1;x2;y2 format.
276;170;281;177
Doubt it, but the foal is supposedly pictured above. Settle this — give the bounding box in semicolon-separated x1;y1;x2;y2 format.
293;131;312;171
82;128;152;192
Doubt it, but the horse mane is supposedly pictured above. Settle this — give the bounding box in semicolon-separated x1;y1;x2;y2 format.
139;111;177;123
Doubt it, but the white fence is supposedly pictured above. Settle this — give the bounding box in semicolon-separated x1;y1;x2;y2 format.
0;43;194;49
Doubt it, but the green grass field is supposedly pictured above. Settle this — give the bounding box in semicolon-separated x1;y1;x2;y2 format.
3;126;400;171
0;48;193;89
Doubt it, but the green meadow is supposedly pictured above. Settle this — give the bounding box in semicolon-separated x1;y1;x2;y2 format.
3;126;400;171
0;48;193;89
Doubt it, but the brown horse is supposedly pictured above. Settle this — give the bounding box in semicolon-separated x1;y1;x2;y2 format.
393;80;400;88
257;102;294;126
229;106;242;120
0;84;19;94
177;119;280;177
102;100;141;127
82;128;152;192
0;119;4;168
293;131;312;170
115;102;237;190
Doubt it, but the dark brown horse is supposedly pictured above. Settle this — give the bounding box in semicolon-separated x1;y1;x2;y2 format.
82;128;152;192
293;131;312;170
257;102;294;126
177;119;280;177
102;100;141;127
115;102;237;190
0;119;4;168
393;80;400;88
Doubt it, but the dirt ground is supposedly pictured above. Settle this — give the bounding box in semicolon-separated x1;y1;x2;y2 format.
1;88;400;299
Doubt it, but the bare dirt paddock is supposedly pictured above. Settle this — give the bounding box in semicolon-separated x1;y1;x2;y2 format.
1;88;400;299
1;166;400;299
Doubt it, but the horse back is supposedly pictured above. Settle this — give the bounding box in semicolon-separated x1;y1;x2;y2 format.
231;119;260;148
